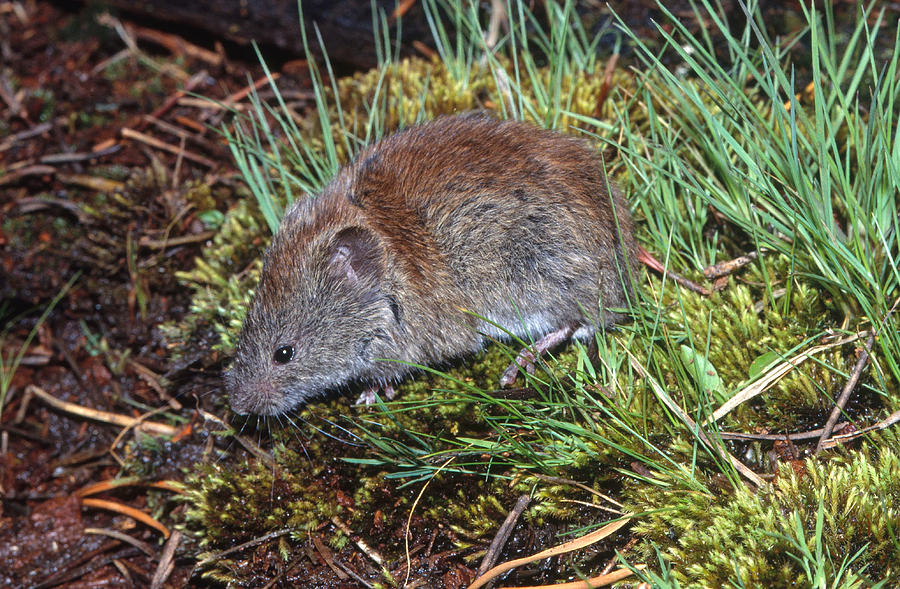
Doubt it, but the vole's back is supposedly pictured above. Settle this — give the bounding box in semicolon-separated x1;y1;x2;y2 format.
343;114;637;340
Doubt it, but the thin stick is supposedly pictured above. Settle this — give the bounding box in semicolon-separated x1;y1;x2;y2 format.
703;251;759;279
819;409;900;450
476;494;531;577
0;121;54;152
193;528;292;571
39;143;122;164
125;23;223;66
332;515;385;567
138;230;216;250
220;73;281;108
120;127;217;168
719;425;849;442
638;246;710;296
150;530;182;589
137;69;211;131
816;331;876;453
82;497;170;538
26;385;177;437
531;473;624;509
197;408;275;466
0;164;56;186
84;527;155;556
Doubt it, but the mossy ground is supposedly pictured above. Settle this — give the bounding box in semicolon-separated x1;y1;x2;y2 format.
627;432;900;586
173;54;899;585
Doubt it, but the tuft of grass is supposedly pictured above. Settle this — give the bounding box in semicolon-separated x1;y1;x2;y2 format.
225;3;415;234
607;0;900;384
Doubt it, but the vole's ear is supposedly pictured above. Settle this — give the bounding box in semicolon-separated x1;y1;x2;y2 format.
328;227;384;286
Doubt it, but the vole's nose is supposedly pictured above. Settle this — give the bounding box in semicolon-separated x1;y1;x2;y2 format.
227;375;282;416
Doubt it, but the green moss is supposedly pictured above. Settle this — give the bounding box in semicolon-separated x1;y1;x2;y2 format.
182;448;340;547
626;433;900;587
158;197;265;353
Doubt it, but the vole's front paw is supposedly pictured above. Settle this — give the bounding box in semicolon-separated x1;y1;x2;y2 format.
355;383;396;405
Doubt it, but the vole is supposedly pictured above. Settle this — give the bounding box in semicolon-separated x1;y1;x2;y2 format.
227;113;638;416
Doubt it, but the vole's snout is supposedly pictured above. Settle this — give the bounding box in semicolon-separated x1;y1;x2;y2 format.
227;374;282;416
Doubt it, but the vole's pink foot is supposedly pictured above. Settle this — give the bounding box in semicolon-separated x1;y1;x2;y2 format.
500;325;576;387
355;382;396;405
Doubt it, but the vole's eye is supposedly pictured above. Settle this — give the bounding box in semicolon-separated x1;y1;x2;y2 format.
273;345;294;365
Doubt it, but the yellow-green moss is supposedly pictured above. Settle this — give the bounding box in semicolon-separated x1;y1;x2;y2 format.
626;432;900;587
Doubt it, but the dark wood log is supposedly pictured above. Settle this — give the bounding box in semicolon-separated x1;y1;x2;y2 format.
97;0;433;69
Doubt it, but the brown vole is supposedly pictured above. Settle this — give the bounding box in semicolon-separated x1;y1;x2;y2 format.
227;113;638;415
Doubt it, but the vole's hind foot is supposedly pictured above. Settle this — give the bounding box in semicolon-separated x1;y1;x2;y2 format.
499;325;576;387
355;382;396;405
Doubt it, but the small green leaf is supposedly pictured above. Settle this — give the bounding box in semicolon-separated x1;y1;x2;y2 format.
197;209;225;229
680;344;726;403
748;351;780;380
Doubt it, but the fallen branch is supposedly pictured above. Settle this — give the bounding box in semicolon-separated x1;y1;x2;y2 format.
26;385;178;437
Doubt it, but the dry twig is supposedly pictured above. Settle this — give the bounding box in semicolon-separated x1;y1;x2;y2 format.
638;247;710;296
476;494;531;577
816;331;876;452
120;127;217;168
150;530;183;589
703;251;759;279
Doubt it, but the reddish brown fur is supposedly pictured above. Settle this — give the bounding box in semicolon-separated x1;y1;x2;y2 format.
227;113;638;415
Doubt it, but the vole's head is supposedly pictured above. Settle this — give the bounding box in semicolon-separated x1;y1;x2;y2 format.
226;222;398;416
